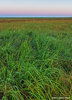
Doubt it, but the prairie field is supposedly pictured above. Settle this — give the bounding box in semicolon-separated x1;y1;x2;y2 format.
0;18;72;100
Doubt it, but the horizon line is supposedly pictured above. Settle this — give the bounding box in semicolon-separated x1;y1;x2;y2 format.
0;16;72;18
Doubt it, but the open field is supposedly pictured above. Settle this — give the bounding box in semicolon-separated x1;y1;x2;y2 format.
0;18;72;100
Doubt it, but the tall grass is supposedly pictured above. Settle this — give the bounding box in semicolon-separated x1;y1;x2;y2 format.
0;20;72;100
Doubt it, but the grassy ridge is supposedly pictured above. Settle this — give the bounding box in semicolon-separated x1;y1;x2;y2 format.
0;19;72;99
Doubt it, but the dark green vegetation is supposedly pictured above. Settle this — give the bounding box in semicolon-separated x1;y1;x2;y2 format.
0;18;72;100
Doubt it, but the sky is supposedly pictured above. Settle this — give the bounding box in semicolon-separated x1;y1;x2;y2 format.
0;0;72;17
